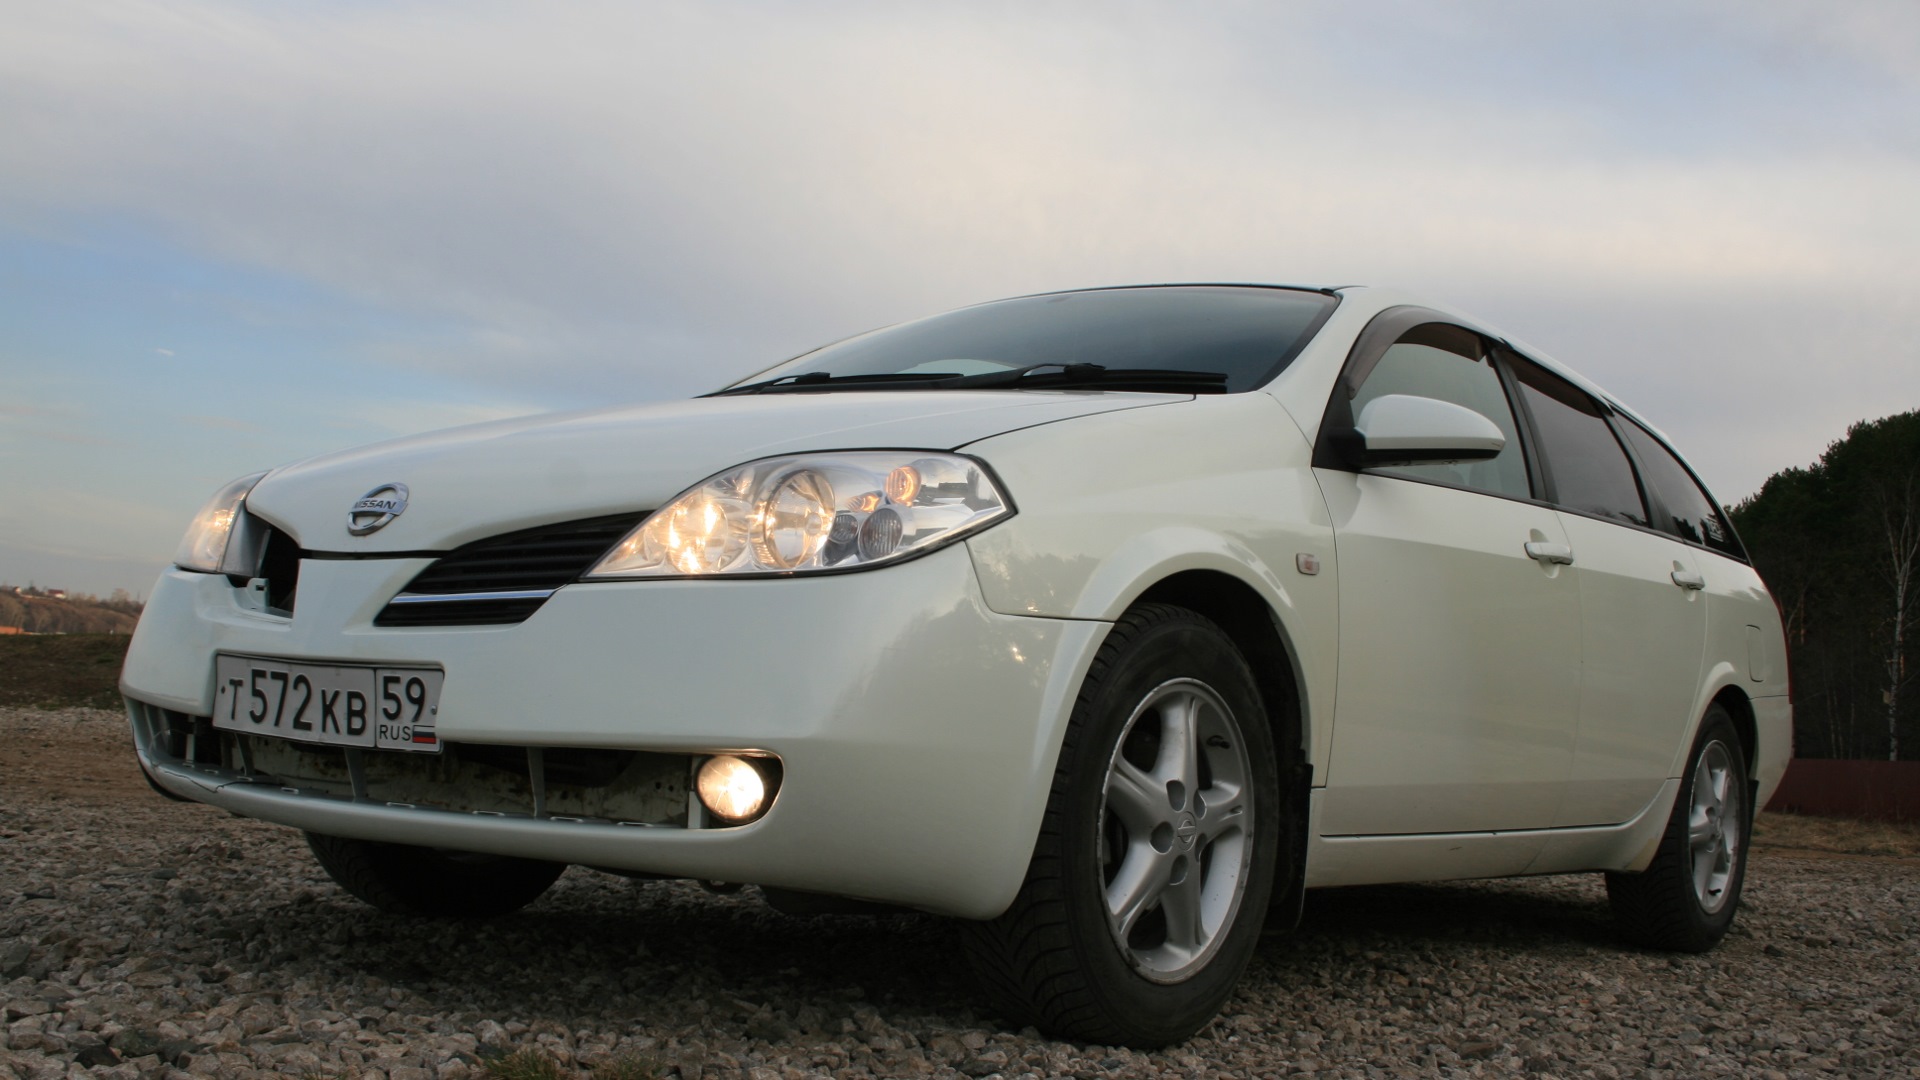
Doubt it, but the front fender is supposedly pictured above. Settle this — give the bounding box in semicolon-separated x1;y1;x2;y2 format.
972;523;1303;624
962;396;1340;781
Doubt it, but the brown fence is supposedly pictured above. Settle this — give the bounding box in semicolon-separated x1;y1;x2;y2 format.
1765;759;1920;822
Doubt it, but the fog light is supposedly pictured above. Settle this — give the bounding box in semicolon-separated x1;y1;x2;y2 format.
697;755;770;822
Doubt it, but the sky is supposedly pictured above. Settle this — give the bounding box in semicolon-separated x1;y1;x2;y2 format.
2;0;1916;598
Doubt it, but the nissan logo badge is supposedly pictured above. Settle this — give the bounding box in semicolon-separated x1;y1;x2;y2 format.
348;482;410;535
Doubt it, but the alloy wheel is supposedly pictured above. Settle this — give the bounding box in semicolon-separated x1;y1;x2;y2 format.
1097;678;1254;983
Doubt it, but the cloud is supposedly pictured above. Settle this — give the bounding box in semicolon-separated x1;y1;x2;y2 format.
0;485;179;558
0;401;119;447
186;414;260;432
3;3;1911;329
0;539;167;599
32;430;125;448
155;347;174;356
0;0;1912;507
337;398;549;440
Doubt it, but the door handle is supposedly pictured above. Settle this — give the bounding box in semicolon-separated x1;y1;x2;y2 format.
1671;569;1706;591
1524;541;1574;565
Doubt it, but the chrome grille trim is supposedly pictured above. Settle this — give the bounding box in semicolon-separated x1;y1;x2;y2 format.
387;588;558;604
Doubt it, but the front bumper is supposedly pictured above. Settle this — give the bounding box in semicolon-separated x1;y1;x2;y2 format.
121;545;1107;918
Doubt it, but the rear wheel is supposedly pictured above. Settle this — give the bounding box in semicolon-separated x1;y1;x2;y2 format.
1606;704;1751;951
305;832;565;917
964;604;1284;1047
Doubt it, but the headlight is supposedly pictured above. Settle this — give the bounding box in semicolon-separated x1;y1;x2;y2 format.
586;451;1012;579
174;472;269;574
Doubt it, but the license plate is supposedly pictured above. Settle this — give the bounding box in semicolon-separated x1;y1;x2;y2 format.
212;655;445;753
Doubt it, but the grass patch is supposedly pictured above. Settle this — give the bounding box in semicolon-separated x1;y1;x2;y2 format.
1752;810;1920;857
591;1057;662;1080
476;1048;659;1080
0;634;132;710
479;1048;568;1080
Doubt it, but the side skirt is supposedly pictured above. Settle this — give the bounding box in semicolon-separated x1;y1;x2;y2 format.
1302;779;1682;889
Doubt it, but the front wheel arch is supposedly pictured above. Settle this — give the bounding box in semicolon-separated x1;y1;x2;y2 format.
963;602;1294;1046
1132;572;1313;930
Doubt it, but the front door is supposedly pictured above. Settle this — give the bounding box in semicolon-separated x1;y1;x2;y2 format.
1314;322;1582;836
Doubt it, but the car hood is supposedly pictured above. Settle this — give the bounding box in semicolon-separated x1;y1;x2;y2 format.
245;391;1181;552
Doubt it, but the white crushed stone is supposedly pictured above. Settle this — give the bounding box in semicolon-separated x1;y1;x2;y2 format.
2;705;1916;1079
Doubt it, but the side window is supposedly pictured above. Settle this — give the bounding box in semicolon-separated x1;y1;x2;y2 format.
1617;418;1745;558
1508;356;1649;527
1350;324;1530;499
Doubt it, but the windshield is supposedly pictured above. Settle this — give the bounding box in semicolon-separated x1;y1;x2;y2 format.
728;286;1339;394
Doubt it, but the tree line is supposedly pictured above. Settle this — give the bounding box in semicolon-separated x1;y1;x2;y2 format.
1730;410;1920;760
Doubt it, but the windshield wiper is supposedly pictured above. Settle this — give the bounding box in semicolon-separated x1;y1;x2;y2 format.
709;363;1230;396
945;363;1230;393
707;371;964;396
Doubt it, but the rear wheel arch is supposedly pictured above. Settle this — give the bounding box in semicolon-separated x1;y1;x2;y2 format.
1710;685;1759;774
1607;703;1751;951
1708;685;1761;819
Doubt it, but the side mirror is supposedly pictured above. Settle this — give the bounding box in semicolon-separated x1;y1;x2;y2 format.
1340;394;1506;468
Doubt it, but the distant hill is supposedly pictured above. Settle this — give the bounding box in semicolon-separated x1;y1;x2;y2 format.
0;586;141;636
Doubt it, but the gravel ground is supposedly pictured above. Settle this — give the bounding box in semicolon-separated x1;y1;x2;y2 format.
4;705;1918;1080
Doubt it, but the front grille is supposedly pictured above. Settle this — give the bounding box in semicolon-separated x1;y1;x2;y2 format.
227;733;693;825
375;512;646;627
129;699;696;826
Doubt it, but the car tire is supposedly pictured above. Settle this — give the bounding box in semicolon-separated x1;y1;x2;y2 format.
305;832;566;917
963;603;1283;1047
1605;704;1751;952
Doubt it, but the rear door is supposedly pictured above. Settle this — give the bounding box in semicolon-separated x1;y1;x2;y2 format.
1613;413;1759;797
1502;355;1709;827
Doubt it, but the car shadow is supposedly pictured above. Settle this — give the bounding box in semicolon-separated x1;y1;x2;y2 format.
1236;875;1631;997
232;875;977;1034
1291;876;1622;950
221;872;1628;1037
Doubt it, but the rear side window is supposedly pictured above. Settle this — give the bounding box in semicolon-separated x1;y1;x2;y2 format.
1617;418;1745;558
1350;326;1531;499
1508;356;1649;527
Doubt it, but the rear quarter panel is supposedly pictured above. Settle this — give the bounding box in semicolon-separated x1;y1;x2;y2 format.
1699;553;1793;806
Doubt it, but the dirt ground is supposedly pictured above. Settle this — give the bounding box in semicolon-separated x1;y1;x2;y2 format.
0;703;148;801
0;634;132;711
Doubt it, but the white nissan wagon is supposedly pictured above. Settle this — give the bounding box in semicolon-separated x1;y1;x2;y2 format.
122;284;1791;1046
